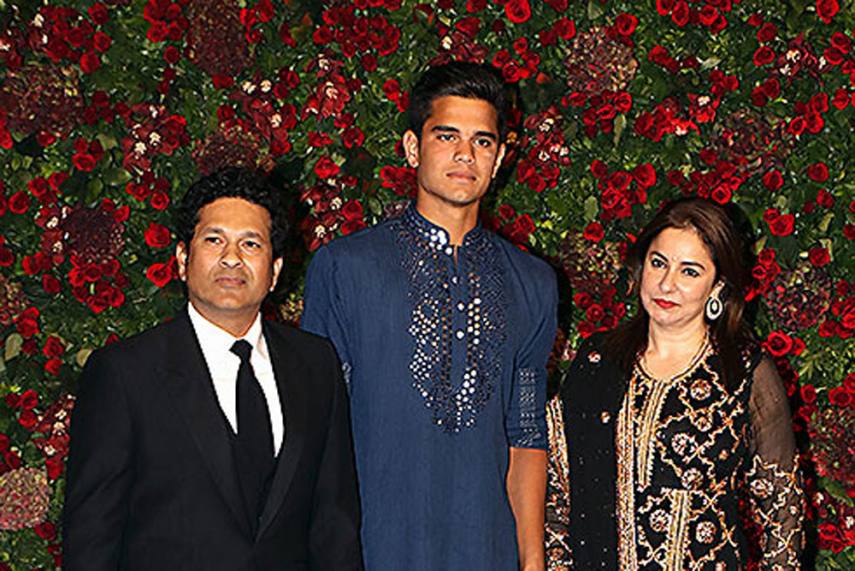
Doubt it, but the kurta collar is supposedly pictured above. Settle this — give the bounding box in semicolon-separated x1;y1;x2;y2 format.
403;202;486;256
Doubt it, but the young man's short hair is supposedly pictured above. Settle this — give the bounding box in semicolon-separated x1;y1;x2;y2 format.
407;62;508;142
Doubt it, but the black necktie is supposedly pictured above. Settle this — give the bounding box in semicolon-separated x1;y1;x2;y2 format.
230;339;275;523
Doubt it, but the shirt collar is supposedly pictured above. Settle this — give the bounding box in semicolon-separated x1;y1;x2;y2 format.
187;302;265;357
402;202;485;256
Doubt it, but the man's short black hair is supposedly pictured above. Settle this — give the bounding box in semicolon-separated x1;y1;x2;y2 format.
407;62;508;142
175;167;287;259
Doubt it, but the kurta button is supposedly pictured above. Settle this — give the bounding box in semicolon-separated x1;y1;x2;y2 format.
455;330;464;339
457;302;465;311
451;276;458;284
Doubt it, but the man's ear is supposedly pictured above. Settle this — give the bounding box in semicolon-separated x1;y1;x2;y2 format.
175;241;188;282
270;257;284;292
403;130;420;168
491;143;507;179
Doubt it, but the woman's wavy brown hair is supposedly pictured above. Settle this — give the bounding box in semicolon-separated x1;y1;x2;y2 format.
604;197;754;389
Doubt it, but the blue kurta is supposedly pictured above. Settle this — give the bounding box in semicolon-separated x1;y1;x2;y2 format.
302;204;557;570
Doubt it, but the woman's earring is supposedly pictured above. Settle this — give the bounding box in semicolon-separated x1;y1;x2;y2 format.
705;294;723;321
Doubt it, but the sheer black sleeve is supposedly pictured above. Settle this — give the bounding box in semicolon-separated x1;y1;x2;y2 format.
545;394;572;570
744;356;805;569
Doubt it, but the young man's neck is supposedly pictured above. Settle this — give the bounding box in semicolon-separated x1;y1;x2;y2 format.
415;193;481;246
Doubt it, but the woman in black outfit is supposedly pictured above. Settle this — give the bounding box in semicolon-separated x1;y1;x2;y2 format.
545;198;803;570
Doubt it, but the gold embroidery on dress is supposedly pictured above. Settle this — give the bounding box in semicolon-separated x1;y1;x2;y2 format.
664;489;691;571
545;396;572;569
616;375;638;570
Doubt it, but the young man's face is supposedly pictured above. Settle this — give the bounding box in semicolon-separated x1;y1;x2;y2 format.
403;95;506;209
176;197;283;329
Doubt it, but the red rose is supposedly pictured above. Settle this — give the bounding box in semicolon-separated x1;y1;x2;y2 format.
753;46;775;66
73;153;97;172
88;2;109;25
767;212;795;237
42;274;61;295
45;358;62;376
764;331;793;357
554;18;575;40
816;0;839;24
46;455;64;481
583;222;604;242
8;191;30;214
756;22;777;43
314;156;340;179
806;162;829;182
573;292;592;309
144;222;172;248
93;31;112;53
150;191;170;210
841;302;855;330
586;303;604;323
808;246;830;267
18;409;38;430
800;384;817;404
844;373;855;393
34;522;57;541
80;51;102;74
614;13;638;36
710;183;732;205
341;200;364;222
590;160;609;179
671;1;689;27
614;91;633;113
20;389;38;410
828;386;850;407
42;336;65;358
146;258;174;288
0;246;12;267
341;126;364;149
762;169;783;191
504;0;531;24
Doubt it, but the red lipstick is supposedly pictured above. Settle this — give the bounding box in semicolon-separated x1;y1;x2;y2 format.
653;298;678;309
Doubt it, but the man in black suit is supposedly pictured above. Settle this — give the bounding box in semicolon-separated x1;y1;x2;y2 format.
63;168;362;570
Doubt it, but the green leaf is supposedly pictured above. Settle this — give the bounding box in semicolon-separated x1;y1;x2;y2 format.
587;0;605;20
75;348;93;369
613;115;627;147
4;334;23;362
584;195;599;222
103;167;132;186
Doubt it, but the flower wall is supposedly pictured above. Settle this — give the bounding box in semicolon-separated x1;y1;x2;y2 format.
1;0;853;568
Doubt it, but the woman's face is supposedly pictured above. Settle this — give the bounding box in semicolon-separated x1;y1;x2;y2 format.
639;227;721;332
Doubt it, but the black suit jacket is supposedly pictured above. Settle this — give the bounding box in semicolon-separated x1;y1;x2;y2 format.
62;310;363;570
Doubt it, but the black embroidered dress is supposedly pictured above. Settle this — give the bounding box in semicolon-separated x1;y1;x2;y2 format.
545;336;803;570
302;204;557;570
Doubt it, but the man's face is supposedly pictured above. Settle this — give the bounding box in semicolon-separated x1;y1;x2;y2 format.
176;197;282;328
403;95;506;209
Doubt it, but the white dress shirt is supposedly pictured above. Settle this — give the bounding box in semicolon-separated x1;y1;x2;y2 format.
187;302;283;456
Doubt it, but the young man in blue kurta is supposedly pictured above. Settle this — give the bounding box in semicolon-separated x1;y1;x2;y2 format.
302;62;557;570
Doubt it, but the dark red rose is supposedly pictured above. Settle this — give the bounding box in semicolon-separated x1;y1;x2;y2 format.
590;160;609;179
828;386;850;407
149;191;170;210
45;455;64;481
80;51;102;74
632;163;656;189
710;183;732;205
18;409;38;430
808;246;830;267
767;212;795;236
753;46;775;66
45;358;62;376
816;0;839;24
800;384;817;404
8;191;30;214
671;1;689;27
144;222;171;248
765;331;793;357
583;221;604;242
573;292;592;309
341;126;364;149
756;22;777;42
615;92;633;114
146;258;174;288
341;200;364;222
20;389;38;410
42;274;61;295
554;18;575;40
504;0;531;24
93;31;112;52
586;303;604;323
314;156;340;179
614;13;638;36
0;246;13;267
34;522;57;541
656;0;675;16
807;162;829;182
762;169;783;191
42;336;64;358
88;3;109;25
73;153;97;172
841;301;855;330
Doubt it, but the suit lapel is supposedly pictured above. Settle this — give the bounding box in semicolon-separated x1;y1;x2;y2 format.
257;323;307;536
157;310;252;534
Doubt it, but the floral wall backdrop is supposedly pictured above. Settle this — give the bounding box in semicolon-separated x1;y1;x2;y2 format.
0;0;853;568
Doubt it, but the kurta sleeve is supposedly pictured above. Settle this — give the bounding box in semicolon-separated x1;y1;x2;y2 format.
744;356;805;569
545;394;572;570
505;270;557;450
302;245;353;384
